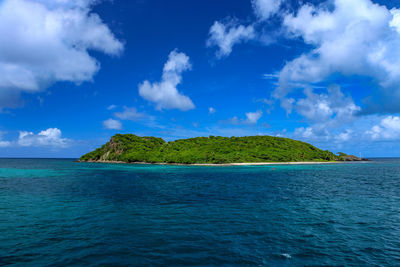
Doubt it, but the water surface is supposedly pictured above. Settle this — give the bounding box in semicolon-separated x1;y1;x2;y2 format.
1;158;400;265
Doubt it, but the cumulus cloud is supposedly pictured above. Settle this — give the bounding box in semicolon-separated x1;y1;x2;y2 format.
275;0;400;113
208;107;216;114
245;110;263;124
366;116;400;140
207;20;256;58
294;127;320;140
252;0;282;21
103;119;122;130
207;0;285;59
224;110;263;125
286;86;361;145
296;86;360;127
294;125;355;143
138;50;195;111
0;0;123;109
336;129;353;142
17;128;69;147
293;126;355;145
206;0;400;115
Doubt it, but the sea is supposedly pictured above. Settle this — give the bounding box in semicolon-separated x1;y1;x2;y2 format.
1;158;400;266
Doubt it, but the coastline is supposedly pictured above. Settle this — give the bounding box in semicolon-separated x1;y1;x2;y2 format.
79;160;370;166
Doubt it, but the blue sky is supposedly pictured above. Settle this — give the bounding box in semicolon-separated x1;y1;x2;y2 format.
1;0;400;157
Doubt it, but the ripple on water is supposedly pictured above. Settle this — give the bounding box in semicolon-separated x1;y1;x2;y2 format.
1;158;400;265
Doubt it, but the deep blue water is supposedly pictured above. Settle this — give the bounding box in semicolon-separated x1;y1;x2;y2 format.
1;159;400;266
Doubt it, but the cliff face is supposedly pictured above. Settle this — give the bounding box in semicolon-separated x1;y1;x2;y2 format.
339;154;365;161
80;134;165;162
96;137;124;161
79;134;351;164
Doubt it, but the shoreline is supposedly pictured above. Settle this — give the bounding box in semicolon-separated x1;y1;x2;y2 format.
79;160;370;166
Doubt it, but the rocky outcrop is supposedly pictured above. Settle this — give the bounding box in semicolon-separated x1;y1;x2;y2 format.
339;154;367;161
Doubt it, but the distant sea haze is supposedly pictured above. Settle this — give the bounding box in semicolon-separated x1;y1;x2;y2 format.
1;158;400;265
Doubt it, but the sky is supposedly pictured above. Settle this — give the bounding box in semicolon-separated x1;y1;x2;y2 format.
1;0;400;158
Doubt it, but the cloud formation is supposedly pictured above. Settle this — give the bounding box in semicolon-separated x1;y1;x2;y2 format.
207;20;256;58
206;0;285;58
208;107;216;114
103;119;122;130
245;110;263;124
275;0;400;113
0;0;123;109
204;0;400;153
17;128;69;147
296;86;360;127
366;116;400;140
138;50;195;111
252;0;282;21
107;105;117;110
224;110;263;125
0;136;11;147
207;0;400;115
114;107;152;121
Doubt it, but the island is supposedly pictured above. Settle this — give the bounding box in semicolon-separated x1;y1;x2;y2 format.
79;134;365;165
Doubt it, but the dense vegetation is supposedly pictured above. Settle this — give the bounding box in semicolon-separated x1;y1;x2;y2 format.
80;134;345;164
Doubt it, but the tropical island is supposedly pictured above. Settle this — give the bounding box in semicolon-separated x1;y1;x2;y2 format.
79;134;364;165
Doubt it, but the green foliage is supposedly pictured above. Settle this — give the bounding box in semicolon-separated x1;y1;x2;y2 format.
80;134;339;164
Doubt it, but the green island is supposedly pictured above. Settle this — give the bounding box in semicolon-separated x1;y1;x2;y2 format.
79;134;363;164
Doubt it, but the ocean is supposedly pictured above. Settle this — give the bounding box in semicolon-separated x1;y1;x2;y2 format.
1;158;400;265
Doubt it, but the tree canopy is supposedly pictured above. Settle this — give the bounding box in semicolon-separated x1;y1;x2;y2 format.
80;134;341;164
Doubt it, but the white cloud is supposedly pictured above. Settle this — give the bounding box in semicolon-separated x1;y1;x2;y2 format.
207;20;256;58
293;127;352;144
252;0;282;21
245;110;263;124
390;8;400;34
286;86;360;145
276;114;400;155
206;0;284;59
103;119;122;130
36;0;94;9
224;110;263;125
0;141;10;147
114;106;153;121
138;50;195;111
296;86;360;127
107;104;117;110
366;116;400;140
294;127;318;139
208;107;216;114
206;0;400;115
336;129;353;142
293;126;350;144
275;0;400;113
0;0;123;109
0;139;11;147
17;128;69;147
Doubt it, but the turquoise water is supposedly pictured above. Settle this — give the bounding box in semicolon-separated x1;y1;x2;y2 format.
1;158;400;265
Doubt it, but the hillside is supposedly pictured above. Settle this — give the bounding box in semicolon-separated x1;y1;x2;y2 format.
79;134;358;164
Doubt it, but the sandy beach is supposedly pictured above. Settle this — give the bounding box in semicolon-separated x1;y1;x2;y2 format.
80;160;369;166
